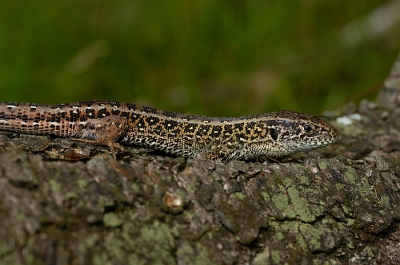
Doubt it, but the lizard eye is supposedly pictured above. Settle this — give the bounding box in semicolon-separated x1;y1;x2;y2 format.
303;125;312;132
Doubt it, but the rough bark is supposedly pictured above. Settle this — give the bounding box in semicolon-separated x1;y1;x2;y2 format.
1;52;400;264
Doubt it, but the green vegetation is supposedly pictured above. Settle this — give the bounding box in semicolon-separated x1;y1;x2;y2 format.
0;0;398;115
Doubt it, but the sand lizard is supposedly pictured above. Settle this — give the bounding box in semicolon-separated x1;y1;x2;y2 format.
0;100;339;163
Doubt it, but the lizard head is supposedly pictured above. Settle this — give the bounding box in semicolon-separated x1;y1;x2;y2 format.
266;110;339;156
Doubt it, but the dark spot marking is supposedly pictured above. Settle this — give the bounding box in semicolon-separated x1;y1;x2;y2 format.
171;129;180;135
223;124;233;134
234;123;244;131
183;123;197;133
21;115;29;122
111;109;121;115
130;113;141;122
153;125;163;133
197;125;211;136
85;108;94;115
120;111;130;118
162;120;178;130
146;117;159;126
234;133;246;142
210;126;222;137
96;108;109;118
136;117;146;128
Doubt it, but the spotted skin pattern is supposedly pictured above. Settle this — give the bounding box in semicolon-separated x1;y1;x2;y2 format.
0;100;339;163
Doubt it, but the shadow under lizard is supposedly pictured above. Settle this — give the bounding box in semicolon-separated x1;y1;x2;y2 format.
0;100;339;163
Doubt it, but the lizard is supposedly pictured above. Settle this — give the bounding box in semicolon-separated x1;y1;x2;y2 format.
0;100;339;163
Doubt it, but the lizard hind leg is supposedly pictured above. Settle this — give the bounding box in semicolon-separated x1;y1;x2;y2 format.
205;143;240;164
73;115;129;159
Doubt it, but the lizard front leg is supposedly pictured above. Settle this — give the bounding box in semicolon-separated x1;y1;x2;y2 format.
73;115;128;159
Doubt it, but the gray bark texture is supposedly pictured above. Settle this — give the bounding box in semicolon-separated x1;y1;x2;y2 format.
1;52;400;265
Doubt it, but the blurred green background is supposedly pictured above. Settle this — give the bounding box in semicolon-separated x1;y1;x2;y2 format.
0;0;399;116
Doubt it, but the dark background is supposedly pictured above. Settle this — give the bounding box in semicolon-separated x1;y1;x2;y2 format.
1;0;399;116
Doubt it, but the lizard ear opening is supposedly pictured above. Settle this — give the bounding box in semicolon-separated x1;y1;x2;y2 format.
270;128;279;140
